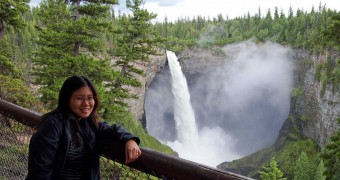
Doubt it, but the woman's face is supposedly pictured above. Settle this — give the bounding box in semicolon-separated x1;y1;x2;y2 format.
69;86;95;120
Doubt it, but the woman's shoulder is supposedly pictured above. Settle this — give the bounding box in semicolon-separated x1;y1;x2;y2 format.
32;111;65;138
42;111;61;120
38;111;64;128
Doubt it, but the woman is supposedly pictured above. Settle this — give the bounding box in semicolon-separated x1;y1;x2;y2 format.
26;75;141;180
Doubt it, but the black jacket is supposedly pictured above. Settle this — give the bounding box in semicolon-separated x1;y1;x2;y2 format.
26;111;140;180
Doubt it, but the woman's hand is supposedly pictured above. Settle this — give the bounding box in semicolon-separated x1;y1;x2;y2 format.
125;139;141;164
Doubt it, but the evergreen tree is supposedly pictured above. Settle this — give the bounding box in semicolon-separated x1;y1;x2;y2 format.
274;7;279;20
0;0;29;40
33;0;118;110
110;0;164;110
0;1;42;113
17;10;40;83
0;34;17;76
322;13;340;49
259;158;287;180
315;160;326;180
0;0;30;76
0;75;42;111
320;118;340;180
293;151;312;180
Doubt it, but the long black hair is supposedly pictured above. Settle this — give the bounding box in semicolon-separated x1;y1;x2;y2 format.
58;75;100;126
41;75;100;129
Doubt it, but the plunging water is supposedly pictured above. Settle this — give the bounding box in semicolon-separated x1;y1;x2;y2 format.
165;50;239;167
147;43;293;167
166;51;199;145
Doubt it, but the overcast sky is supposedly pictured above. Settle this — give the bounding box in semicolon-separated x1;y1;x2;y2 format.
30;0;339;22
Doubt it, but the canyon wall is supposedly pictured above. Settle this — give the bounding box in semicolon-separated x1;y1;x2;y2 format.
125;52;166;127
289;49;339;147
135;47;338;148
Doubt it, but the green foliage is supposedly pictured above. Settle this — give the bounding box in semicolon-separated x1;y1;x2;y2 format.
0;75;43;111
105;111;174;154
110;0;164;109
291;86;303;98
225;137;321;179
0;0;339;174
276;139;320;179
219;146;274;178
0;144;29;170
0;18;35;78
315;160;327;180
315;63;324;81
99;157;159;179
33;0;117;110
315;56;339;96
288;115;300;140
256;29;270;42
322;13;340;49
259;158;287;180
0;34;17;76
320;118;340;180
293;151;313;180
0;0;30;40
0;54;17;76
320;71;328;96
330;58;340;92
26;0;171;156
152;4;338;53
300;115;310;122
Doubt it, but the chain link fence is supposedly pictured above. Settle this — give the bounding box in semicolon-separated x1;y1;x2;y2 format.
0;99;252;180
0;109;159;180
0;116;31;180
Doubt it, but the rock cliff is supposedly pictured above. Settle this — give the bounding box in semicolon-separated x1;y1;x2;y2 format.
214;48;339;177
125;52;167;128
179;47;339;148
137;46;338;149
289;49;339;147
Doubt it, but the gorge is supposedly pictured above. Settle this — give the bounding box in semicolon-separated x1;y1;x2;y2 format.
126;40;339;177
145;41;294;166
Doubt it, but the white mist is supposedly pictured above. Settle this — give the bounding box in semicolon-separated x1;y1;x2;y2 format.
165;50;240;167
145;41;294;167
166;51;199;144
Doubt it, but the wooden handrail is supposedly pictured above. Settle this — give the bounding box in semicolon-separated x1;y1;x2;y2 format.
0;99;252;180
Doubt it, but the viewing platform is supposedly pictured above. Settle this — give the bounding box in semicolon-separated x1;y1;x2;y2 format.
0;99;253;180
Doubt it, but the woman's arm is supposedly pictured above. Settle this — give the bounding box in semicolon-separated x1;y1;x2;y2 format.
98;122;141;164
98;122;140;144
26;116;62;180
124;139;141;164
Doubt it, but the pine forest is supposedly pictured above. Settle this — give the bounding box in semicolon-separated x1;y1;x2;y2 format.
0;0;339;179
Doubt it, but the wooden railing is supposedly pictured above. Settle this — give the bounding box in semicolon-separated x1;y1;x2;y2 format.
0;99;253;180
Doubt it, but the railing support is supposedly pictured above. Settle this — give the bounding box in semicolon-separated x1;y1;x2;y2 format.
0;99;252;180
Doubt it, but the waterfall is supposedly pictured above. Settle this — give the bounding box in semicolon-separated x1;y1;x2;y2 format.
147;44;293;167
165;50;239;167
166;50;199;145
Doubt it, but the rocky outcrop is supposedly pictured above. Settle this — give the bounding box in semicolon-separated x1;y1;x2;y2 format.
215;49;339;177
125;52;166;126
179;47;339;148
179;47;237;75
134;45;338;178
137;47;338;149
129;48;229;126
289;49;339;147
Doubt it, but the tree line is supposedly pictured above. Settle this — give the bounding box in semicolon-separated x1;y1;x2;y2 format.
154;3;339;53
1;1;338;112
1;0;163;119
0;0;339;179
0;0;170;154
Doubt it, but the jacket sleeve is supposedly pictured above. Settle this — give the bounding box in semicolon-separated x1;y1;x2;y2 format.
26;117;61;180
98;122;140;145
